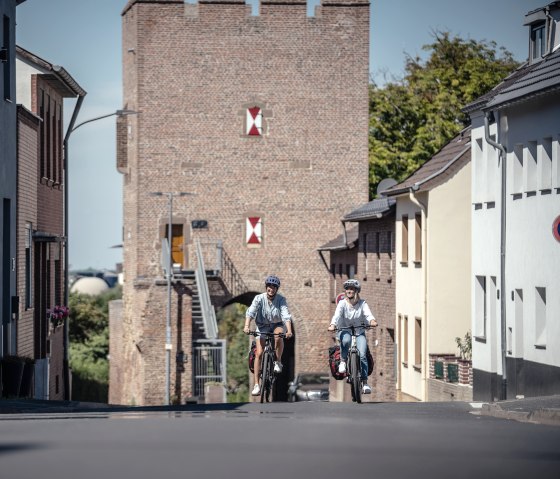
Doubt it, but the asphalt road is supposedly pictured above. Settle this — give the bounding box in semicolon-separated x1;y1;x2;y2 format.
1;401;559;479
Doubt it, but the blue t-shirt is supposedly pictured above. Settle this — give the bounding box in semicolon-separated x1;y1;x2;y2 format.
246;293;292;328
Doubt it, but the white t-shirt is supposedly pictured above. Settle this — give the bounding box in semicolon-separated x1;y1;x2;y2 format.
330;298;375;335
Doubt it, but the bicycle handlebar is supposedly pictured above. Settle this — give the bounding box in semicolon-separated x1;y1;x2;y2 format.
331;324;375;332
246;331;286;338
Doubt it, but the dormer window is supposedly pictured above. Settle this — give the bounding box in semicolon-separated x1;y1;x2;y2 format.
531;22;546;61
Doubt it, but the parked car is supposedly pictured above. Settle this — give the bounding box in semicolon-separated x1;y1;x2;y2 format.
287;372;330;402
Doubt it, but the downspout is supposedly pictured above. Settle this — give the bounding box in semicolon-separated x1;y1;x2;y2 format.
409;186;428;399
62;93;86;401
484;111;508;400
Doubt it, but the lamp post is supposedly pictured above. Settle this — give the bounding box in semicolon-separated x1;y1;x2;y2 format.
150;191;191;405
62;108;138;400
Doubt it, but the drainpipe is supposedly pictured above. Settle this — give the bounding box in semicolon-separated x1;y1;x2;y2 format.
484;111;508;400
409;186;428;399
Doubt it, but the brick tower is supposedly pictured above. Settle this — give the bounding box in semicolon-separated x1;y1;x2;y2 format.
111;0;370;405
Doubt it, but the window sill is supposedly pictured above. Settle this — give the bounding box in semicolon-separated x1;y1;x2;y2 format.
540;189;552;195
402;362;408;368
474;335;486;343
511;193;523;200
413;261;422;267
400;262;408;267
535;344;546;350
413;364;422;372
526;191;537;198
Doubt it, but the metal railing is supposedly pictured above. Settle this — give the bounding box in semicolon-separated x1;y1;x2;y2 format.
195;240;218;339
221;246;249;298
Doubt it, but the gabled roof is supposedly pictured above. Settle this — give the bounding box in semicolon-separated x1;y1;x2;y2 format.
382;128;471;197
16;45;86;98
484;49;560;110
342;197;396;222
317;225;358;252
464;2;560;113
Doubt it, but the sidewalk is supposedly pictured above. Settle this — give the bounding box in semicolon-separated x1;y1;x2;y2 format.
1;396;559;426
477;395;560;426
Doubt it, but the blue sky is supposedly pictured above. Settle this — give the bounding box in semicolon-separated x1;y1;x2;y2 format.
16;0;545;270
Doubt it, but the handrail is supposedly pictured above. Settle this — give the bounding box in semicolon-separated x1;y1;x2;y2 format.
195;240;218;339
161;238;170;277
221;247;249;298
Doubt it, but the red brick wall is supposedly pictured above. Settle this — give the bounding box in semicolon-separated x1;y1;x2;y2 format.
116;0;370;405
16;106;40;359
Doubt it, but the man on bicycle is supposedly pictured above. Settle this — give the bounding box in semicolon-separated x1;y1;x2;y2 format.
244;274;293;396
328;279;377;394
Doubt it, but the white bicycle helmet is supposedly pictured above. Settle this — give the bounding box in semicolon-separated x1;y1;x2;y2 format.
343;279;361;292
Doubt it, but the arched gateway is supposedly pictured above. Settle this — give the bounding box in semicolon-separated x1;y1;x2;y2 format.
109;0;370;405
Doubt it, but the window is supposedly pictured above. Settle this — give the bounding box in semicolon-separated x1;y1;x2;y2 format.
540;137;552;191
401;215;408;264
525;141;537;193
414;214;422;263
25;223;32;309
474;275;486;338
2;15;11;101
375;231;381;276
474;138;484;203
531;22;546;62
554;136;560;189
535;287;546;346
514;288;524;357
414;317;422;368
513;144;523;194
486;136;498;201
362;233;368;279
403;315;408;365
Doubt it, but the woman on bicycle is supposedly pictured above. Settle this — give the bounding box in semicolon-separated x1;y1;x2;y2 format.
244;274;293;396
328;279;377;394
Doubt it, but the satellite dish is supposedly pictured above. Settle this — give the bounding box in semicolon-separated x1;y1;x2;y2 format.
377;178;397;197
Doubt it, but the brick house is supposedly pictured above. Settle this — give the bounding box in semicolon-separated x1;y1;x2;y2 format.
0;0;25;374
318;195;396;402
15;46;86;400
110;0;370;405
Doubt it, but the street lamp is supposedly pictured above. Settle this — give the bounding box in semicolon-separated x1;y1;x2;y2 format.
62;108;138;400
150;191;192;405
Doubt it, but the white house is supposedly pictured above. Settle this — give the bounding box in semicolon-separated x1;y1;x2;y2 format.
463;1;560;401
383;129;472;402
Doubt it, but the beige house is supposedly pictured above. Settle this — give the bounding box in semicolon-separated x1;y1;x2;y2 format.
383;128;473;401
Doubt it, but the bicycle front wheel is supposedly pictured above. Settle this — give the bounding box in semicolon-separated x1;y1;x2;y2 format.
260;352;272;403
351;352;362;404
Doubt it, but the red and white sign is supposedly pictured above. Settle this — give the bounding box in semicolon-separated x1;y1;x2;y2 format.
246;107;262;136
246;217;262;246
553;215;560;243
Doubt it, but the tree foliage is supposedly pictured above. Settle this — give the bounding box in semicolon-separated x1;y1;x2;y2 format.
369;32;519;198
68;286;122;402
217;303;249;402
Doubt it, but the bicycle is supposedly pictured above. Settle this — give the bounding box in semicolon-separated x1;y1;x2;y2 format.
248;331;285;403
333;324;373;404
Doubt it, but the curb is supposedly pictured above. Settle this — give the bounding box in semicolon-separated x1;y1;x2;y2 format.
480;403;560;426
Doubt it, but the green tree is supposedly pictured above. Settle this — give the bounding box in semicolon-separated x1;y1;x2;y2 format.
217;303;249;402
68;286;121;402
369;32;519;198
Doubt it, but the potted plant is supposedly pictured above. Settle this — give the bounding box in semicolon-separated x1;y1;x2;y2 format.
48;305;69;329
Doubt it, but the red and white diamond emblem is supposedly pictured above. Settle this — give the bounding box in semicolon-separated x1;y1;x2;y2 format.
246;217;262;245
247;107;262;136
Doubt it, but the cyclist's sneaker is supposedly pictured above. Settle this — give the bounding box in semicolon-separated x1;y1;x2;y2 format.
338;361;347;374
251;384;261;396
274;361;283;373
362;383;372;394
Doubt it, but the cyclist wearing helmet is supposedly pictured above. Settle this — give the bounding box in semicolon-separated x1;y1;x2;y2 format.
244;274;293;396
328;278;377;394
